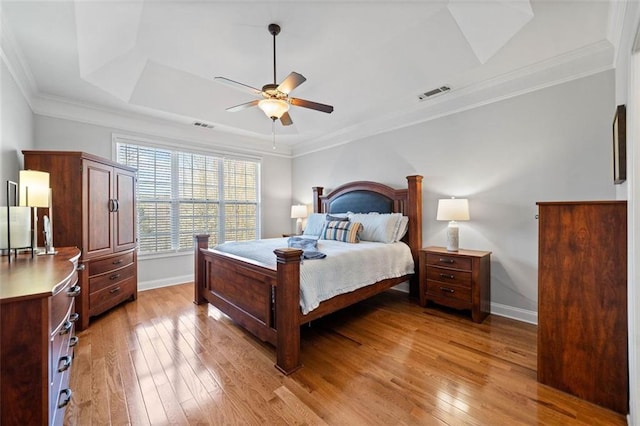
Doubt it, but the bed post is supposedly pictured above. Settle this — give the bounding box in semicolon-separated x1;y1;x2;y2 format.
406;175;423;298
312;186;324;213
194;234;209;305
274;247;304;375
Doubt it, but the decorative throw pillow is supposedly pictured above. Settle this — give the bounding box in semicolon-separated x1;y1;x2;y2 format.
321;220;362;243
326;214;349;221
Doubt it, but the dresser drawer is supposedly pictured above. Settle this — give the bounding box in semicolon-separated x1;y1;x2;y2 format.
89;251;134;276
426;267;471;287
89;277;136;316
89;263;136;294
50;271;79;334
426;280;471;303
425;253;472;271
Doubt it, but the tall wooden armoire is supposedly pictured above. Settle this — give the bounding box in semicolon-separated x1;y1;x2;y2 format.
537;201;627;414
23;151;138;330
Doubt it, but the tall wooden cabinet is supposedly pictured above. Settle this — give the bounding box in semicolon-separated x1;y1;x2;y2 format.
23;151;138;330
537;201;627;414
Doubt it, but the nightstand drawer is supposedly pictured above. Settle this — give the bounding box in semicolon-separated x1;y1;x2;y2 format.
426;267;471;287
426;280;471;303
425;253;471;271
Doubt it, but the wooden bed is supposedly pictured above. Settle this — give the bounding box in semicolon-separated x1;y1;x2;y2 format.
194;175;423;374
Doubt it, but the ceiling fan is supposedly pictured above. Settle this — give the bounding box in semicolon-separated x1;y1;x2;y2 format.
214;23;334;126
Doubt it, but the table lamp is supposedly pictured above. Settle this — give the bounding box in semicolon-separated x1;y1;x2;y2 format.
291;205;307;235
436;197;470;252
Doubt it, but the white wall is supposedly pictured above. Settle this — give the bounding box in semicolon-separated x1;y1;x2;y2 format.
293;70;616;321
615;0;640;422
0;58;34;204
33;115;292;289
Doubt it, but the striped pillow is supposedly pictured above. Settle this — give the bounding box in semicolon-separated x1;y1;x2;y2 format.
321;220;363;243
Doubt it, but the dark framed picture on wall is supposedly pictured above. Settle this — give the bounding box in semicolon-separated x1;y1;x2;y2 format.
613;104;626;184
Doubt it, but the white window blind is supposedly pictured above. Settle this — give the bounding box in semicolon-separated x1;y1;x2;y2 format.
116;142;260;254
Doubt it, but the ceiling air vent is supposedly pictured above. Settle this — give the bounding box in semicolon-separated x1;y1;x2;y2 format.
418;85;451;101
193;121;214;129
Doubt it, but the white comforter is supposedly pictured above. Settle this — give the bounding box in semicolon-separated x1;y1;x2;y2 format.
213;238;414;315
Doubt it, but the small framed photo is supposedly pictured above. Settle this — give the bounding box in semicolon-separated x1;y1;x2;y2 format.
613;104;626;184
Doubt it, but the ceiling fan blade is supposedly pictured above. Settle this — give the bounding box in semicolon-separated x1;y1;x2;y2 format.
277;72;306;94
226;99;260;112
214;77;262;96
290;97;334;114
280;111;293;126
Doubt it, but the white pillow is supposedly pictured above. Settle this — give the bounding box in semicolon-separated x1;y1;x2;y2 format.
346;213;402;243
393;216;409;242
302;213;327;237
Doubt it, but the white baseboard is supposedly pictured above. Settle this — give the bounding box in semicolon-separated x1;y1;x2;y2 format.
138;274;193;292
137;278;538;325
489;302;538;325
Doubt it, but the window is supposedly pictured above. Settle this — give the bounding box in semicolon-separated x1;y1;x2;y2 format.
116;141;260;255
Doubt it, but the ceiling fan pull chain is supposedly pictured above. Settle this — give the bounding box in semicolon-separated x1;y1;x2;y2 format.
272;119;276;150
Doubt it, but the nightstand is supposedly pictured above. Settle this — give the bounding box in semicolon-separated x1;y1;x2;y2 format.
419;246;491;323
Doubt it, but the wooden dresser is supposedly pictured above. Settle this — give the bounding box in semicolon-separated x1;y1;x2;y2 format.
419;246;491;323
23;151;138;330
1;247;81;425
537;201;627;414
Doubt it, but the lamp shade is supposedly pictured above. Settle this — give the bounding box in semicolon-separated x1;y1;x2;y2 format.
0;206;31;249
19;170;50;208
436;198;470;221
259;98;290;119
290;204;307;219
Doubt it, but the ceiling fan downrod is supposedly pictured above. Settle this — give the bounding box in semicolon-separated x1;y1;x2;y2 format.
268;23;280;85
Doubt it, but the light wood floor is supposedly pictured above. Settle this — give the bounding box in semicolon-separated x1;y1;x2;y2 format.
65;283;627;425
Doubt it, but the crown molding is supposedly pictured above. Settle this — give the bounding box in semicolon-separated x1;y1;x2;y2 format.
607;0;628;65
292;39;614;157
32;93;293;158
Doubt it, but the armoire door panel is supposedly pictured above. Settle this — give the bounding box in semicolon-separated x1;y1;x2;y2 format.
114;169;137;252
84;161;113;258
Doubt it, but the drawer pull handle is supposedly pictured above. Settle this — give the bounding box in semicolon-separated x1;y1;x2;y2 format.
67;285;81;297
69;336;79;348
60;321;72;335
57;388;72;409
76;264;85;271
69;313;79;323
440;287;455;293
110;273;121;280
112;259;123;265
110;287;121;294
439;258;454;264
58;355;72;372
439;273;455;280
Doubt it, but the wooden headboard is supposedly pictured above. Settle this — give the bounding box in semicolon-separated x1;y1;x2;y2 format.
311;175;423;296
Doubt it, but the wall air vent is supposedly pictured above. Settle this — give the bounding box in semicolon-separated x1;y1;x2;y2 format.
418;85;451;101
193;121;214;129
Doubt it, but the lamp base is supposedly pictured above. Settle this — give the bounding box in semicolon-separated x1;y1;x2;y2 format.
446;222;459;252
296;218;303;235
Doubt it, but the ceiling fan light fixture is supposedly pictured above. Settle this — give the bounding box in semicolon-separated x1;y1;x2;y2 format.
258;98;290;119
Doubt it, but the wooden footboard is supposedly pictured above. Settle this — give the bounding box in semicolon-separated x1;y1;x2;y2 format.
194;235;305;373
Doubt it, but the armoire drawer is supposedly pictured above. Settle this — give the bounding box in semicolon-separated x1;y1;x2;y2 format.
89;251;134;276
89;277;136;315
89;263;136;294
